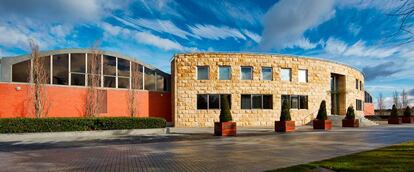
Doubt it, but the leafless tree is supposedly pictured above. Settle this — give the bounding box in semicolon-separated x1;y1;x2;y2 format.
378;93;385;115
402;89;409;107
390;0;414;43
128;63;142;117
393;91;402;109
28;39;49;118
85;42;101;117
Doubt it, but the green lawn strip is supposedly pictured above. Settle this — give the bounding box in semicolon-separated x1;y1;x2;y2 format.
269;141;414;172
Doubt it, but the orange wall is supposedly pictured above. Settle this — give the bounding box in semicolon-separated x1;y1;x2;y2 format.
364;103;375;116
0;83;172;121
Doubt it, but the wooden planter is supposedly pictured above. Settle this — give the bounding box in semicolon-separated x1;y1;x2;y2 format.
214;122;236;136
313;120;332;130
388;117;401;124
275;121;295;132
402;116;414;123
342;119;359;127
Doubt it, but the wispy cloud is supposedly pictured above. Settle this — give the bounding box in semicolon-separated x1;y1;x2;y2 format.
261;0;336;50
188;24;246;41
323;37;398;58
362;62;402;81
242;29;262;43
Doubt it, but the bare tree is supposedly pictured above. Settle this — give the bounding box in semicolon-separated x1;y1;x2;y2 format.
393;91;402;109
28;39;49;118
128;63;142;117
390;0;414;43
85;42;101;117
378;93;385;115
402;89;409;107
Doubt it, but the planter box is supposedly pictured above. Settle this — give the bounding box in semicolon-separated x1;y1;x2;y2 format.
275;121;295;132
402;116;414;123
342;119;359;127
214;122;236;136
313;120;332;130
388;117;401;124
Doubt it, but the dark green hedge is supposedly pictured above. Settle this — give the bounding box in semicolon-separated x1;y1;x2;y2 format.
0;117;166;133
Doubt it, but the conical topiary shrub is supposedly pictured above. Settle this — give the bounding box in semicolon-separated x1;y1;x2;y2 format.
404;106;412;117
316;100;328;120
280;100;291;121
345;106;355;120
391;104;399;117
219;95;232;122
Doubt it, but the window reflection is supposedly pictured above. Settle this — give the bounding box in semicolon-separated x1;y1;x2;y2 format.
12;60;31;82
145;67;156;90
131;62;143;89
53;54;68;85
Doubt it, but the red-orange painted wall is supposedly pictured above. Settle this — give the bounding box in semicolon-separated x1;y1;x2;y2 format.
364;103;375;116
0;83;172;121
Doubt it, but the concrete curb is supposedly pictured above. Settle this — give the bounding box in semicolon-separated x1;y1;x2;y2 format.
0;128;167;141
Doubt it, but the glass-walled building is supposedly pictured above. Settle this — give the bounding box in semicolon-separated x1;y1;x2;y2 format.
0;49;170;91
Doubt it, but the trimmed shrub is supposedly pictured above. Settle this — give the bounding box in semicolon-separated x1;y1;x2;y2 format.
316;100;328;120
219;95;233;122
345;106;355;120
280;99;291;121
404;106;412;117
391;104;399;117
0;117;166;133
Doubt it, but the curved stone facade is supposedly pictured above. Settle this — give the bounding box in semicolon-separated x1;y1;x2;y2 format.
171;53;365;127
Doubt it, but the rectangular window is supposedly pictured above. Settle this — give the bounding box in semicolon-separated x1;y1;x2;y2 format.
252;95;262;109
53;54;69;85
144;67;156;90
241;66;253;80
281;68;291;81
299;95;308;109
12;60;31;83
71;73;85;86
156;73;165;91
197;94;208;109
87;53;101;87
241;94;252;109
356;79;359;89
241;94;273;109
197;66;209;80
70;53;86;86
262;67;272;81
131;62;143;89
219;66;231;80
360;81;363;90
291;95;299;109
298;69;308;83
281;95;308;109
356;99;363;111
263;95;273;109
197;94;231;110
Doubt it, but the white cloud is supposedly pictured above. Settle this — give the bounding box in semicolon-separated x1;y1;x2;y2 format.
323;37;398;58
189;24;246;40
0;25;29;47
336;0;404;12
261;0;336;50
288;37;320;50
348;23;362;36
242;30;261;43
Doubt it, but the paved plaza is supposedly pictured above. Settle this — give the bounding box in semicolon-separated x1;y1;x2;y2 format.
1;125;414;172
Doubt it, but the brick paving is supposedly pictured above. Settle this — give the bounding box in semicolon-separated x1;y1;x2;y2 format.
1;125;414;172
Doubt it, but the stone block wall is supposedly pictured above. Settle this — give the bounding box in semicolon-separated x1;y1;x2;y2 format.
172;53;365;127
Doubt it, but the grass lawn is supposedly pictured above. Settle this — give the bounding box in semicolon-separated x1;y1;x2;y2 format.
269;141;414;172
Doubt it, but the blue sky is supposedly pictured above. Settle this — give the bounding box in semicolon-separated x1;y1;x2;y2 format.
0;0;413;108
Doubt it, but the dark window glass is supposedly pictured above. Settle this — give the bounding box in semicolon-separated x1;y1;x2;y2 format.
263;95;273;109
144;67;156;90
356;79;359;89
281;95;291;108
356;99;363;111
156;74;164;91
118;58;130;77
131;62;143;89
197;94;208;109
33;56;51;84
87;53;101;74
12;60;31;82
221;94;231;109
299;96;308;109
53;54;68;85
71;73;85;86
103;55;116;76
209;94;220;109
241;95;252;109
71;53;85;73
104;76;116;88
118;77;129;89
241;66;253;80
291;95;299;109
252;95;262;109
360;81;363;90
